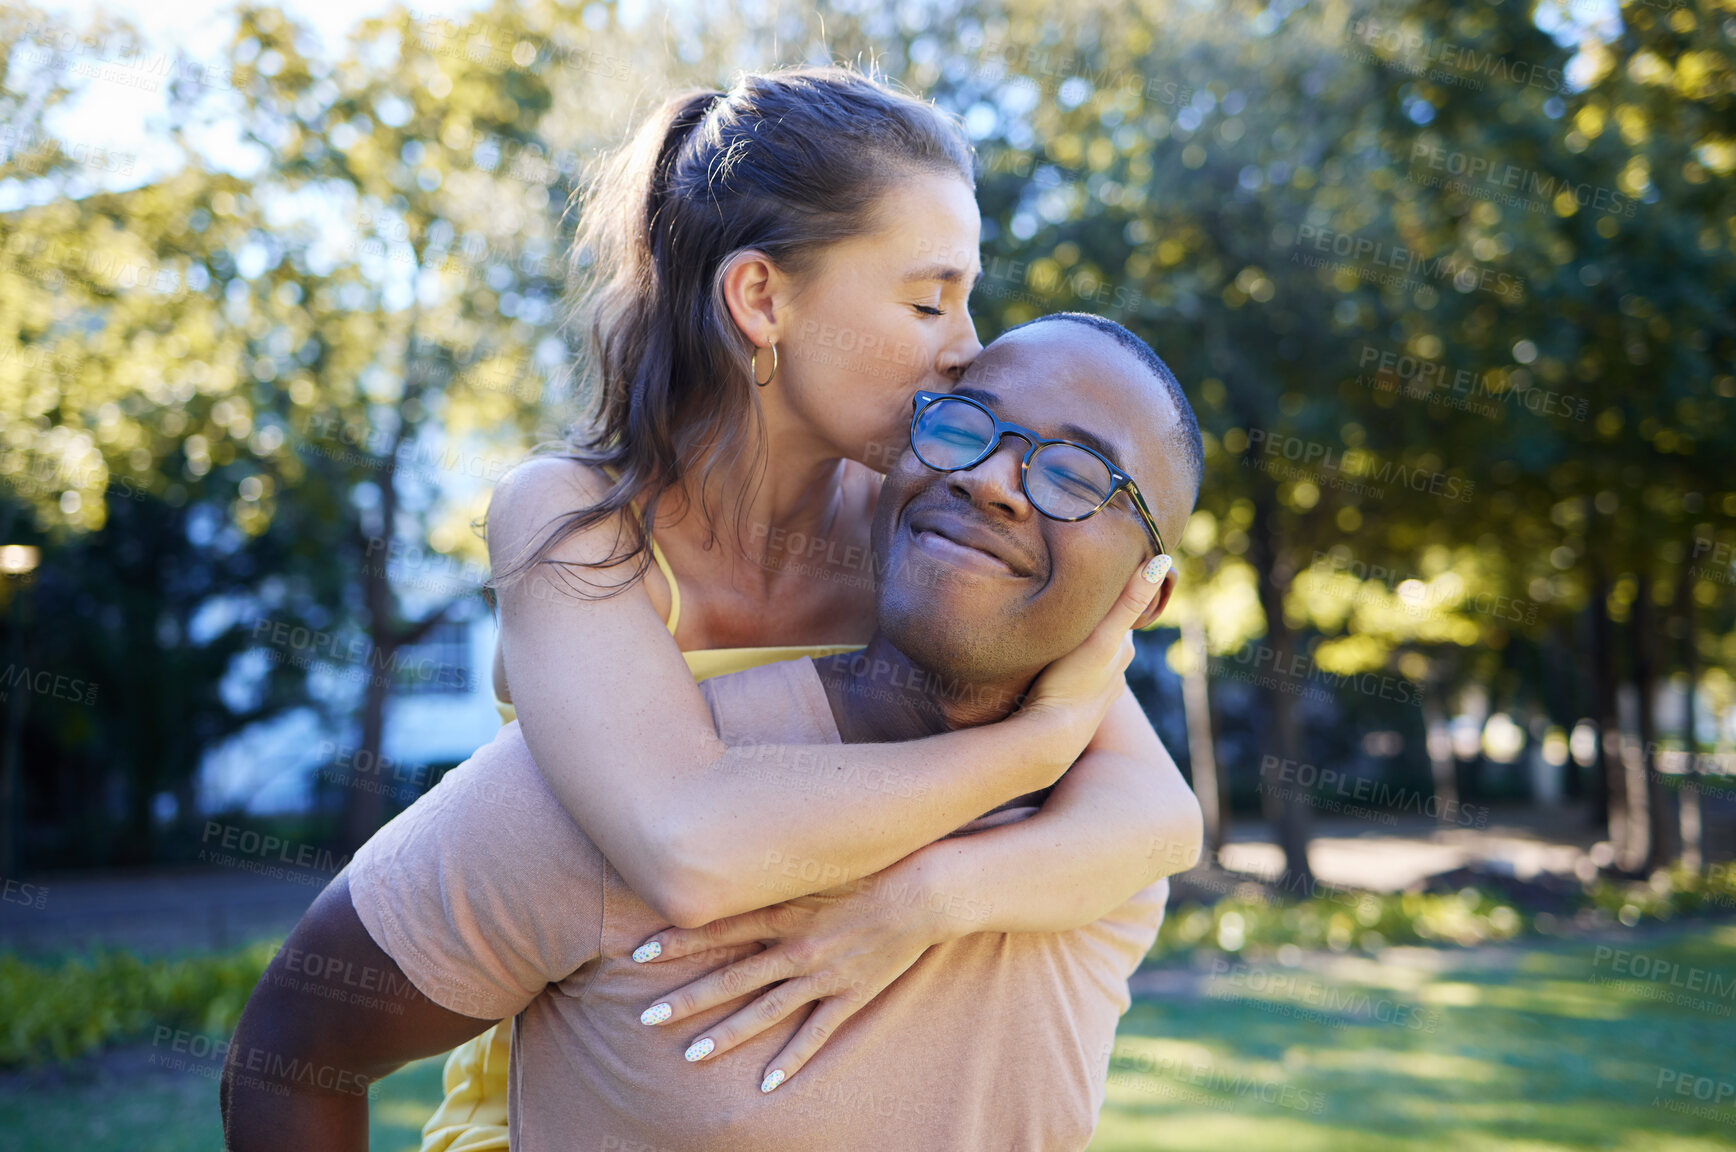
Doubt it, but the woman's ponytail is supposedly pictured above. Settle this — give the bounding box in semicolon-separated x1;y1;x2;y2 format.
488;67;973;599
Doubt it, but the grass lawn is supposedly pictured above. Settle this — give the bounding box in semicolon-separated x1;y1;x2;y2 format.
0;1048;448;1152
2;922;1732;1151
1091;922;1736;1151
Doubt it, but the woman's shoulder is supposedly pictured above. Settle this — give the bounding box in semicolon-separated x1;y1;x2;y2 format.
493;454;615;512
487;455;630;572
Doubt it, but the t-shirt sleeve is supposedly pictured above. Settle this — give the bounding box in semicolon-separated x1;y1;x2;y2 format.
944;807;1168;972
346;722;606;1022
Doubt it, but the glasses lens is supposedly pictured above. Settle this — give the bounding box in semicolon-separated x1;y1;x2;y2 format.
912;397;996;470
1027;442;1116;519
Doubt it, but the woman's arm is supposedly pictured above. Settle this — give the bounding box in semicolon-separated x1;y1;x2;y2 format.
624;688;1201;1088
491;458;1149;928
898;686;1203;936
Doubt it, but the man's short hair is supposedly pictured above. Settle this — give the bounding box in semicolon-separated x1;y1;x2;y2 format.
1001;312;1204;508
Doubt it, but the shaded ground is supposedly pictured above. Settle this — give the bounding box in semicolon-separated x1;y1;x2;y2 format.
3;920;1732;1151
1209;806;1606;894
0;866;325;957
0;806;1618;958
1091;921;1736;1151
0;1043;447;1152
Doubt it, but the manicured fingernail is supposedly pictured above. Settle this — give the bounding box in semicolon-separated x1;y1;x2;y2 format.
640;1003;672;1026
760;1069;786;1093
684;1037;715;1062
1142;554;1172;584
632;941;662;963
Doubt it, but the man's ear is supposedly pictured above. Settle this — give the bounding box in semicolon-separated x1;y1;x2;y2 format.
1132;568;1177;631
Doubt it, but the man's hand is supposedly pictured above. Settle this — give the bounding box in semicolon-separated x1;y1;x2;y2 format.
221;874;498;1151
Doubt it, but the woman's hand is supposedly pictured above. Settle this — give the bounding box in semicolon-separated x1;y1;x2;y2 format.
1014;557;1166;779
631;869;953;1093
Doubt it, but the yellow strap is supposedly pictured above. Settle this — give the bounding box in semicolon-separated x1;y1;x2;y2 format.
646;531;680;637
599;462;679;637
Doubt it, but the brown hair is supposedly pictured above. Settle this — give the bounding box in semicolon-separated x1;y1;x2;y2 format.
487;64;974;601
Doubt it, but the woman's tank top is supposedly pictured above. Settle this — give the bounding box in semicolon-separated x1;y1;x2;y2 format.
432;526;864;1152
493;531;865;723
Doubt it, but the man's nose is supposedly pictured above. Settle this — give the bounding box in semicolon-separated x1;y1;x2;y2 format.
946;436;1033;520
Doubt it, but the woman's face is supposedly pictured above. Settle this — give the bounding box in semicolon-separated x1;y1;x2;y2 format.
772;171;984;473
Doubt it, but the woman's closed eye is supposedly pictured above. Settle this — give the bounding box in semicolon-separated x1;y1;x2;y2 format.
911;303;945;316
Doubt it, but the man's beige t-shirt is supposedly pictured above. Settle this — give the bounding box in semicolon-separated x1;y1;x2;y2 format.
349;657;1168;1152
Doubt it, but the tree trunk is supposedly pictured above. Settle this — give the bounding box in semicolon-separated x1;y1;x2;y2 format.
1676;563;1702;873
339;328;462;851
1635;573;1674;871
1545;627;1582;800
1180;615;1222;861
1588;563;1625;859
1422;686;1459;825
1247;493;1313;891
0;620;26;877
0;523;29;878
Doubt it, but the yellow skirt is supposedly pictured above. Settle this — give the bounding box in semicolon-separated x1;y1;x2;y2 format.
419;1021;512;1151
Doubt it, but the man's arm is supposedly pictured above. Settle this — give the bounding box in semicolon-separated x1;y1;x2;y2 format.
220;874;497;1152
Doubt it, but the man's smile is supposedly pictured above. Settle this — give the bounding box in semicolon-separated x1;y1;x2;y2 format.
905;505;1039;578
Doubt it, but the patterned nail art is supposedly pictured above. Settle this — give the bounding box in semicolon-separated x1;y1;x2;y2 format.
684;1037;715;1062
1142;554;1172;584
760;1069;786;1094
632;941;662;963
640;1003;672;1026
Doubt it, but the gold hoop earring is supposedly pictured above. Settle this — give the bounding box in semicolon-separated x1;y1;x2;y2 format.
753;342;778;388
